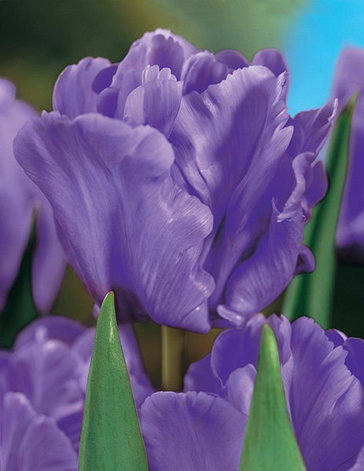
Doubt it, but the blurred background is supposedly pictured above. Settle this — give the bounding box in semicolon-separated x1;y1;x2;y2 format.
2;0;364;387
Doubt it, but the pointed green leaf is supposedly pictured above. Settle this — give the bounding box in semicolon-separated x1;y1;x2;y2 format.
282;96;357;327
0;223;37;348
240;325;306;471
79;292;148;471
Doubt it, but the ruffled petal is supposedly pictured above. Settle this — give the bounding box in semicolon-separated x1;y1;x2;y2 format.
140;391;245;471
220;103;334;309
171;67;293;318
1;393;77;471
289;317;364;471
288;101;337;157
181;51;229;95
218;152;319;322
171;66;291;225
53;57;111;118
97;29;196;118
15;112;214;331
302;160;327;219
114;29;195;81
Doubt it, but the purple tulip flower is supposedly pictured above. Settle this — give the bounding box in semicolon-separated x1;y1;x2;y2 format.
14;30;335;331
141;314;364;471
332;47;364;262
0;316;153;469
0;79;65;313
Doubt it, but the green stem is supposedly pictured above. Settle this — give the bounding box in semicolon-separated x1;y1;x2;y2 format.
161;326;185;391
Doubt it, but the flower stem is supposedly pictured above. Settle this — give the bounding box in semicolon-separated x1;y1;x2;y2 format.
161;326;185;391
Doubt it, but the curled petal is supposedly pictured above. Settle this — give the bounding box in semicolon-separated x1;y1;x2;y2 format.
288;101;337;156
252;48;289;98
181;51;229;95
303;160;327;219
215;49;249;70
219;206;304;323
218;152;323;323
53;57;111;118
252;49;288;77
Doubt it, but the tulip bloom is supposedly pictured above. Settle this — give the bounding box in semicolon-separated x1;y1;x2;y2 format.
332;47;364;262
15;30;335;331
0;79;65;313
0;316;152;469
141;315;364;470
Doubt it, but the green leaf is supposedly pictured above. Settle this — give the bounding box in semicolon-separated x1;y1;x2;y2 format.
0;223;37;348
240;325;306;471
282;96;357;327
79;292;148;471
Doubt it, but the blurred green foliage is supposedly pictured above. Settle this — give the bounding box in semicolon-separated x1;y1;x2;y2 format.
0;0;308;109
0;0;176;108
155;0;308;57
